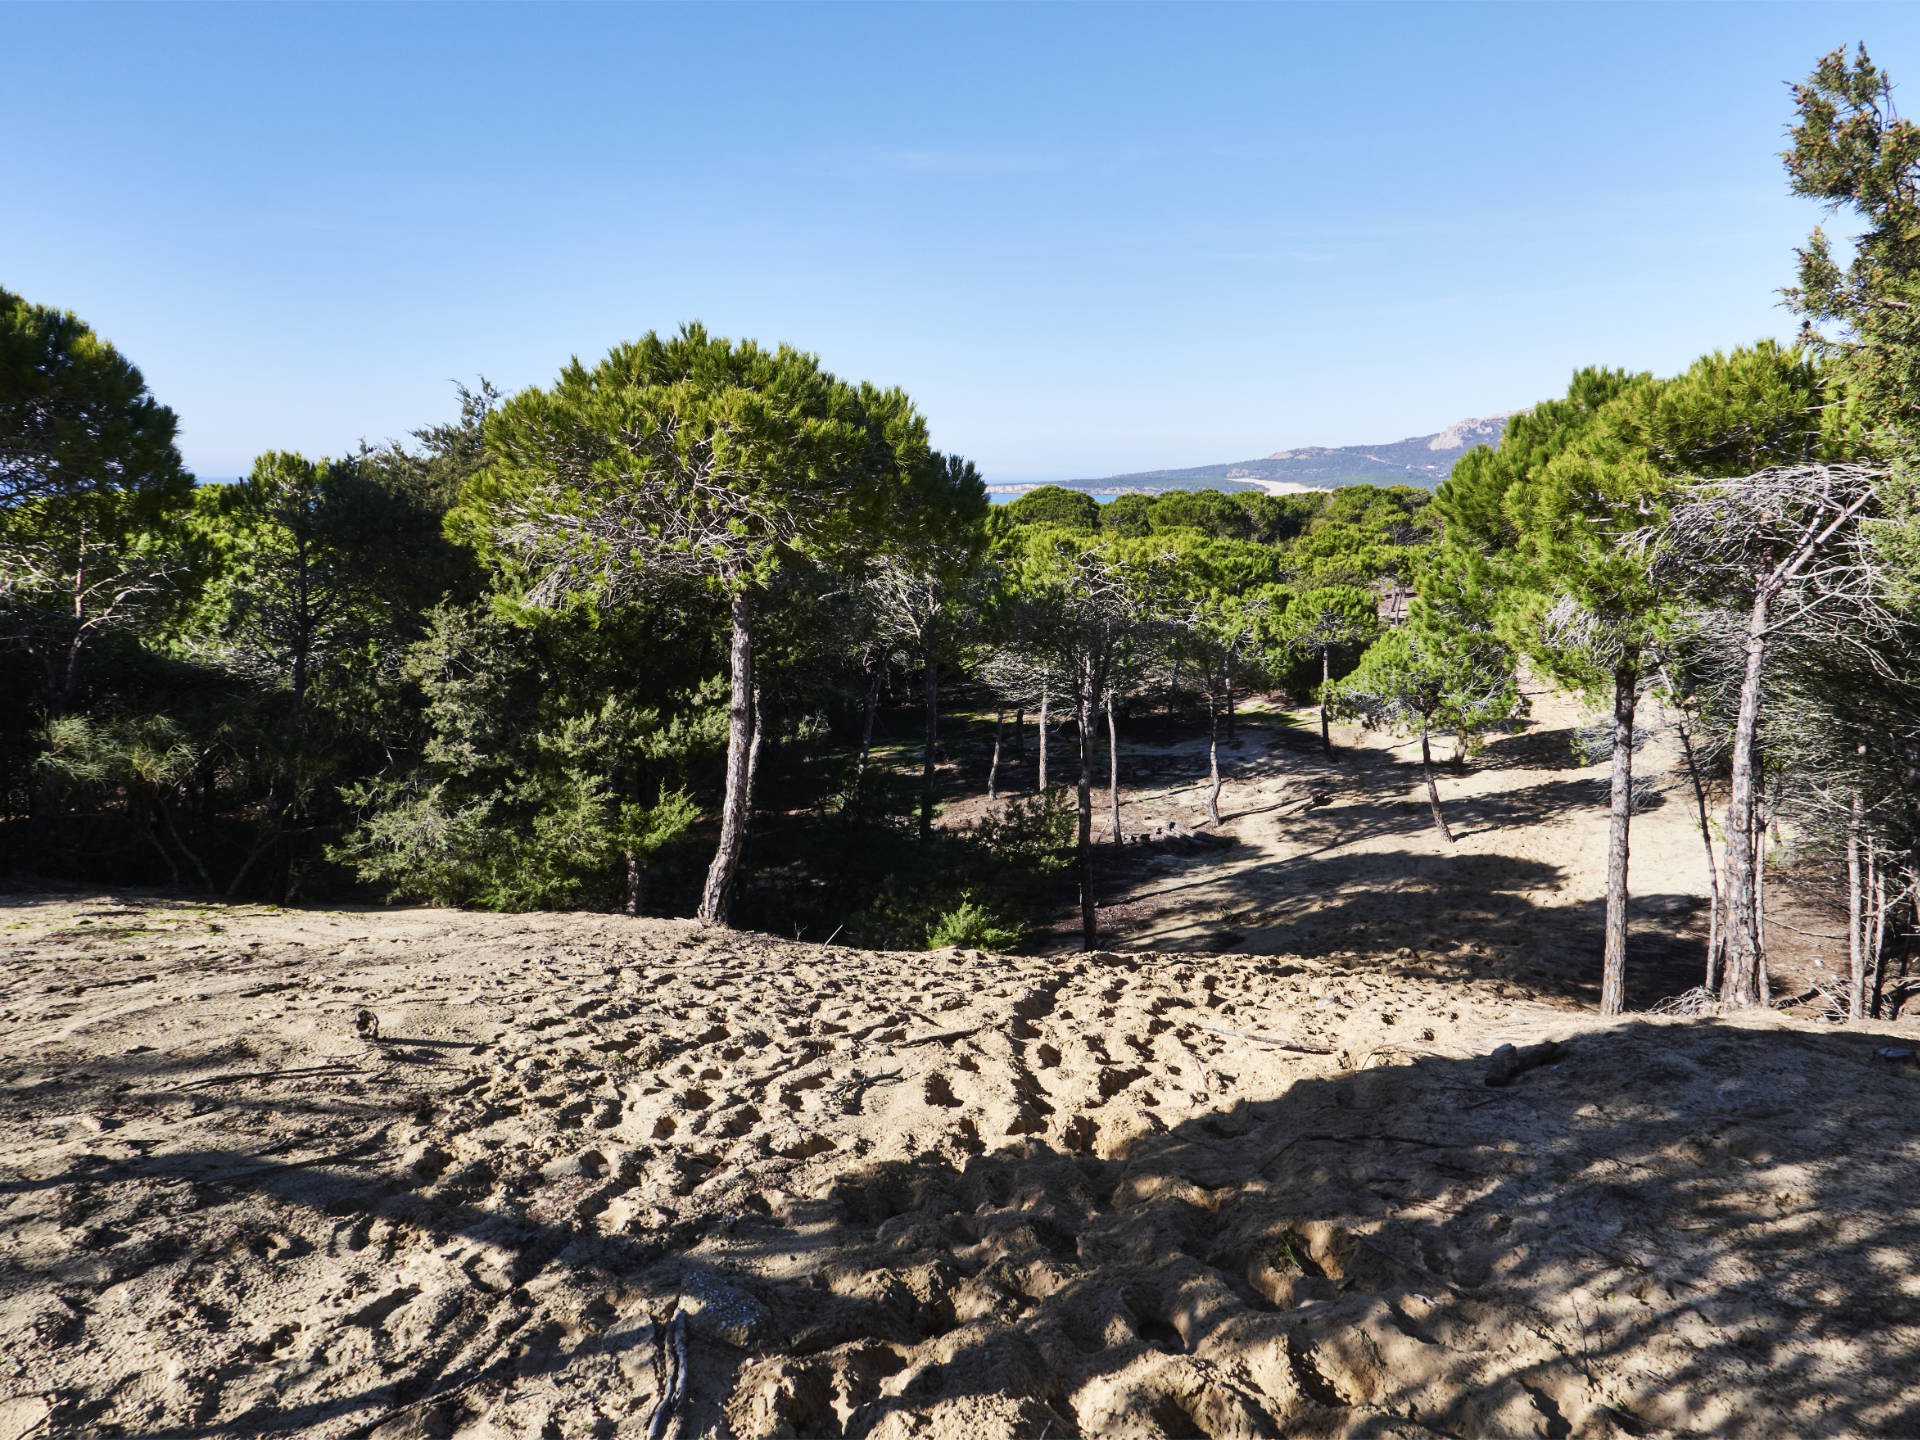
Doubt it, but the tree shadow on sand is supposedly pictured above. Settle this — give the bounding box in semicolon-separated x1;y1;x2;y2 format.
1109;774;1708;1009
8;1020;1916;1438
714;1020;1920;1438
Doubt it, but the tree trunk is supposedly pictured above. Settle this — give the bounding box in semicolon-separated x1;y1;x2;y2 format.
853;663;882;790
1106;687;1120;843
1205;687;1223;826
743;681;765;846
1419;723;1453;845
1718;587;1770;1006
1848;789;1865;1021
1754;795;1771;1005
1904;890;1920;990
1225;665;1236;742
988;708;1004;802
625;848;642;918
23;544;89;863
1601;661;1636;1017
146;818;181;888
698;591;755;926
52;516;88;722
1870;850;1888;1017
1078;661;1096;951
157;798;214;893
225;826;279;899
1038;680;1050;794
1673;702;1722;992
920;661;939;843
1319;649;1334;756
731;681;767;901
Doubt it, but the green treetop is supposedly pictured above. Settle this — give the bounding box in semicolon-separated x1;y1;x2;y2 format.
453;323;941;927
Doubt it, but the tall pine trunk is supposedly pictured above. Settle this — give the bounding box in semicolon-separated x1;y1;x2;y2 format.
1754;793;1770;1004
1077;661;1096;950
25;526;92;862
1106;688;1120;843
919;660;939;843
988;708;1004;801
1719;587;1770;1006
1870;853;1889;1017
1205;686;1223;825
1849;788;1866;1022
1038;679;1050;794
1419;722;1453;844
1319;649;1333;756
853;662;882;790
1672;699;1721;992
1601;660;1637;1016
698;591;755;926
740;682;766;879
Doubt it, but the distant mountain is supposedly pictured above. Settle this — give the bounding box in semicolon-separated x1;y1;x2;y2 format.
1054;413;1518;495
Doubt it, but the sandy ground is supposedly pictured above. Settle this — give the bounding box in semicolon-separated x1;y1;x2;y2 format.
1116;687;1714;966
6;882;1920;1438
963;684;1864;1014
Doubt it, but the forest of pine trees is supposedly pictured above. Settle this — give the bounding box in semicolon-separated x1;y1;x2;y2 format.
9;45;1920;1021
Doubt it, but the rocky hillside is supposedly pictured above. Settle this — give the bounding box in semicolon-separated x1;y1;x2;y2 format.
1067;413;1516;494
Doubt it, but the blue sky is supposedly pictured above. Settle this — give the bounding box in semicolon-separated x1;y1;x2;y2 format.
5;2;1915;481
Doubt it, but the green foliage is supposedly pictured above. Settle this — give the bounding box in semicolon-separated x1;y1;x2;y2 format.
456;323;936;605
1450;347;1831;703
1000;485;1100;531
1285;522;1383;587
925;896;1025;951
1099;492;1155;537
1145;487;1257;540
36;710;193;790
1327;623;1521;742
0;289;194;721
1431;368;1656;699
1785;45;1920;444
1160;532;1288;593
343;770;697;912
1273;586;1379;669
1315;483;1433;540
187;453;407;694
1781;48;1920;617
971;791;1075;871
0;286;188;511
1602;341;1828;475
334;603;714;910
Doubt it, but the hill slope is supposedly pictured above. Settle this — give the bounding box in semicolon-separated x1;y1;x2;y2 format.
1066;412;1515;494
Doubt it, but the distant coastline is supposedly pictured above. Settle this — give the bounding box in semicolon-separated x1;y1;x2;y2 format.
1000;413;1516;502
986;484;1137;503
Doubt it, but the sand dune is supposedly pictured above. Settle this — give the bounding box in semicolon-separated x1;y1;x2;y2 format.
5;886;1920;1438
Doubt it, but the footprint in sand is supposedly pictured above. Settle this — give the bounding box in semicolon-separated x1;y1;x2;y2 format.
923;1075;961;1108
